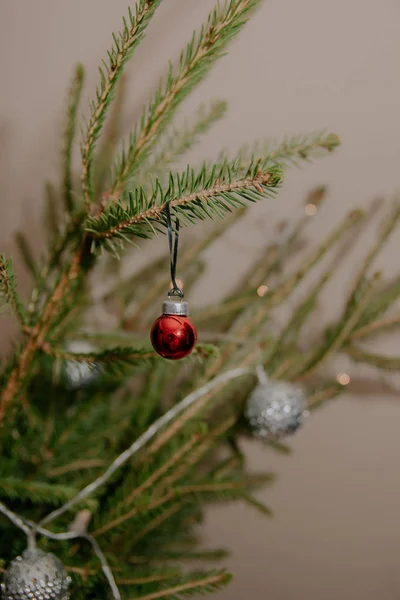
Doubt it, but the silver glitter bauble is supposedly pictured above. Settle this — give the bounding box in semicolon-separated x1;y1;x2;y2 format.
64;341;101;391
246;379;308;440
1;548;71;600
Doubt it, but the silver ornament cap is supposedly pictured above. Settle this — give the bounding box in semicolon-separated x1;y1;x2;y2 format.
1;548;71;600
162;300;189;316
246;379;308;440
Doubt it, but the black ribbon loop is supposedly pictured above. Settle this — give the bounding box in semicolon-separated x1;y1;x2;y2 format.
165;202;184;299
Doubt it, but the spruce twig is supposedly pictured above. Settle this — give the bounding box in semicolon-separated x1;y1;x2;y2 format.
146;100;228;177
63;64;85;213
87;162;282;253
81;0;162;207
127;570;231;600
0;254;27;325
105;0;261;201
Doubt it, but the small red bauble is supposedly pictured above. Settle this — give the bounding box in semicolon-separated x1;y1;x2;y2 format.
151;300;197;360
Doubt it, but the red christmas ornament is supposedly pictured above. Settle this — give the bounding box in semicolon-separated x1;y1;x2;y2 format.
151;300;197;360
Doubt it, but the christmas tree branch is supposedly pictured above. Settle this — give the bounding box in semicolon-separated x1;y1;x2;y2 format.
122;434;201;508
344;344;400;371
0;254;27;325
81;0;162;207
94;75;127;198
145;100;228;177
105;0;261;201
206;209;364;378
253;131;340;167
63;64;85;213
307;383;344;409
351;313;400;340
152;416;238;495
86;162;282;253
296;273;380;378
344;201;400;313
0;245;83;423
127;571;231;600
14;232;38;279
38;367;251;529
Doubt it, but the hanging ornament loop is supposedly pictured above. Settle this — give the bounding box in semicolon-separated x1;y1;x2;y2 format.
165;201;184;299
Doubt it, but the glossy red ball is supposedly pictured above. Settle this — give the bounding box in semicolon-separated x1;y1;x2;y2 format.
151;314;197;360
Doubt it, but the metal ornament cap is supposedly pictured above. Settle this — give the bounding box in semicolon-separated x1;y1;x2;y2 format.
162;300;189;316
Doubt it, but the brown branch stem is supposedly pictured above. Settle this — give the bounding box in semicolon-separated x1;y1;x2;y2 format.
0;246;83;424
94;171;273;239
127;572;229;600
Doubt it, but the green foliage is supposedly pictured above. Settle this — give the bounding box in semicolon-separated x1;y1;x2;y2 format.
1;1;398;599
86;160;283;255
108;0;262;199
0;478;80;506
81;0;162;205
0;254;26;324
147;100;228;177
14;232;37;279
63;64;85;213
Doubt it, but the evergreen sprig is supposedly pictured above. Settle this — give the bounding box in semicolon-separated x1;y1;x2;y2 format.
128;570;232;600
0;478;80;506
0;254;26;325
147;100;228;176
86;160;282;254
63;64;85;213
81;0;162;206
247;130;340;167
106;0;262;201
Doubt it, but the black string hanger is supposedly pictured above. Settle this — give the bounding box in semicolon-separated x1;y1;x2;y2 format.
165;201;184;299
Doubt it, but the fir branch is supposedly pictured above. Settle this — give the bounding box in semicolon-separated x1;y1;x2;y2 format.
96;478;262;537
354;276;400;332
128;570;231;600
94;75;127;198
297;273;381;378
47;459;107;478
41;343;216;367
123;434;201;508
118;571;182;586
0;254;27;325
0;245;83;423
351;313;400;340
43;181;61;242
147;100;228;176
43;344;155;365
14;232;37;278
206;209;364;378
81;0;162;206
38;367;250;529
344;344;400;371
130;549;230;565
0;478;79;506
306;383;344;409
241;493;272;516
251;131;340;167
105;0;261;200
151;416;238;495
63;64;85;213
86;161;283;253
345;200;400;314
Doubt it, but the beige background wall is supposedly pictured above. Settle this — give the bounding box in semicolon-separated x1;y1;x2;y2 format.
1;1;400;599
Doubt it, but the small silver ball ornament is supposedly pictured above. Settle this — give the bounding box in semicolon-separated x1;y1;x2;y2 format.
246;375;308;440
1;548;71;600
